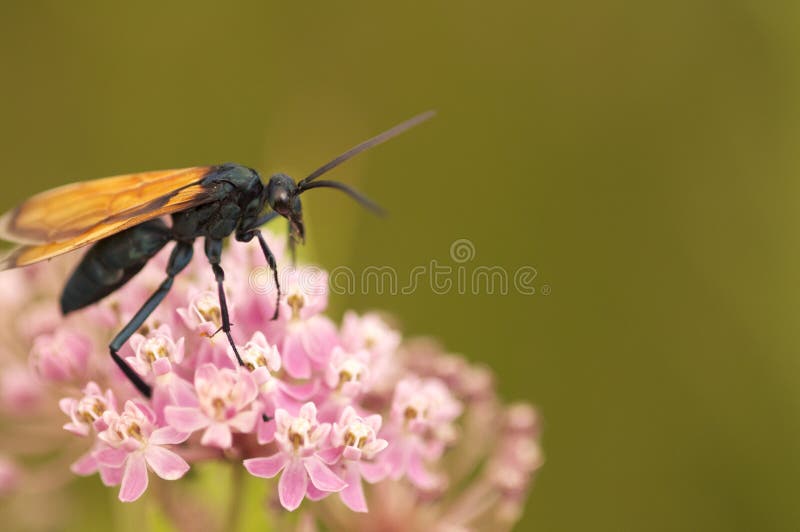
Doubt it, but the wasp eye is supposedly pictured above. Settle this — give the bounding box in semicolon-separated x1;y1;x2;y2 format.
266;174;298;216
272;192;290;213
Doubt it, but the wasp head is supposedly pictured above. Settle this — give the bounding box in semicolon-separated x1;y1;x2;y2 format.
265;173;304;243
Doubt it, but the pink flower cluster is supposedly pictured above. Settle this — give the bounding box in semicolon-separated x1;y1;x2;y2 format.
0;231;542;530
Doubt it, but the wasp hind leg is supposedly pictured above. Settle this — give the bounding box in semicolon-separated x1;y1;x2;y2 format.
109;241;194;397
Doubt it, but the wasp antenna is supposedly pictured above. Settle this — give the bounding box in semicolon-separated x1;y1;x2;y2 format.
299;180;386;216
298;110;436;186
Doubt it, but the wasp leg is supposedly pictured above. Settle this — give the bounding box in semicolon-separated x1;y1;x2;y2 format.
205;238;244;366
236;221;281;321
236;226;281;321
109;241;194;398
256;231;281;321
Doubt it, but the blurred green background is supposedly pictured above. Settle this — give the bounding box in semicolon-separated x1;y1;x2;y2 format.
2;1;800;530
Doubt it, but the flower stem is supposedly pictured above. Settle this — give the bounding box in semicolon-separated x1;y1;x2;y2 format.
225;461;245;532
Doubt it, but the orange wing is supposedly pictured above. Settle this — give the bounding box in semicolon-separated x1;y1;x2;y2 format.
0;166;216;270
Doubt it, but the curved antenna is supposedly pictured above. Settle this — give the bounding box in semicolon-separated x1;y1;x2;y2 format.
299;180;386;216
298;110;436;187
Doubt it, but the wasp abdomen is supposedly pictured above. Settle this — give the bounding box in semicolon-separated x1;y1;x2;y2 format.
60;219;172;314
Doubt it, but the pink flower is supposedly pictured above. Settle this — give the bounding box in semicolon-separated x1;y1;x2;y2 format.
125;325;185;378
331;406;388;463
125;325;195;418
340;311;402;391
233;331;305;443
243;402;346;511
29;329;91;382
95;401;190;502
382;377;462;491
60;382;117;436
340;311;401;360
264;270;339;378
324;347;371;399
0;226;541;528
0;363;42;413
325;406;388;512
177;288;225;337
165;364;259;449
237;332;282;387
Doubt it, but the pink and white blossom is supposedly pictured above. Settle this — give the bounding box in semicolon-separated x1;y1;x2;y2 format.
95;401;190;502
0;228;540;530
59;381;117;436
264;270;339;378
165;363;259;449
324;406;389;512
29;329;91;382
244;402;346;511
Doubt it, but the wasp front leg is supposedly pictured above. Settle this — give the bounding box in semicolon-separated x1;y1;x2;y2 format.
204;238;246;365
237;218;281;320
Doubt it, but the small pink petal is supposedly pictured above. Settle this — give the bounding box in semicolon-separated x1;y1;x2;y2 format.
339;466;367;512
342;446;362;461
194;363;218;385
317;447;343;465
228;410;258;433
303;317;338;364
299;402;317;422
149;426;190;446
145;446;189;480
152;357;171;376
63;422;90;437
363;439;389;457
304;455;347;493
93;418;110;433
173;337;185;364
201;423;232;449
274;408;292;432
365;414;382;432
278;459;308;511
119;453;148;502
96;448;128;468
100;465;123;487
251;366;271;387
305;483;330;502
244;453;288;479
407;452;440;491
282;333;312;378
165;406;209;433
58;398;73;416
70;452;98;476
257;415;276;444
359;460;389;484
280;379;319;401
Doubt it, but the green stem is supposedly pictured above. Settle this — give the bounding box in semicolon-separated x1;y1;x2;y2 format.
225;461;245;532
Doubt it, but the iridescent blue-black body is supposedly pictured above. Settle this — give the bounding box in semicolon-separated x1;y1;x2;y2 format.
47;111;429;400
60;163;264;314
170;163;265;242
59;163;278;398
